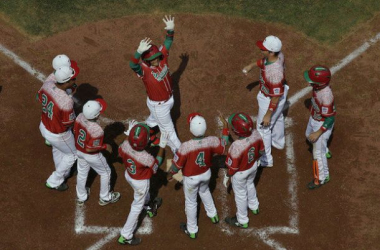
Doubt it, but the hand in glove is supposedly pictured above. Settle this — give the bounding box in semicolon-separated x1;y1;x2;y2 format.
163;15;175;30
137;37;152;54
125;120;138;136
159;132;169;148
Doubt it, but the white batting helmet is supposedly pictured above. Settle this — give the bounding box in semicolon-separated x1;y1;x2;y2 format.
256;35;282;52
83;99;107;120
52;54;71;70
188;113;207;137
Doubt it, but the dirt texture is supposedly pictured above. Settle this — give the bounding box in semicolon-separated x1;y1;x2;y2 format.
0;13;380;250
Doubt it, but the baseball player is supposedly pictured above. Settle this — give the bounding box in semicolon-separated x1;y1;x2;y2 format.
42;54;80;147
118;121;168;246
38;63;80;191
303;65;336;189
167;113;229;239
73;99;121;206
223;113;264;228
242;35;289;167
129;15;181;153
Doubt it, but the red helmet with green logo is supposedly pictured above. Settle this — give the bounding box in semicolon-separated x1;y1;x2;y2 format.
141;44;163;61
128;123;150;151
304;65;331;90
228;113;253;137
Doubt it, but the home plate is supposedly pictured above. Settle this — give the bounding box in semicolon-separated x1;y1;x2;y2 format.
165;159;183;182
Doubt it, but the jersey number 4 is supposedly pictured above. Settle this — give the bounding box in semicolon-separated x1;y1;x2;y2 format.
41;93;54;120
195;152;207;167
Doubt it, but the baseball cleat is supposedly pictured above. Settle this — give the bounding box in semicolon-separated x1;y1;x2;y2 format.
251;208;259;215
98;192;121;206
146;197;163;218
307;180;323;190
225;216;248;229
118;235;141;245
44;139;52;147
324;175;330;184
45;182;68;191
77;187;90;206
180;223;197;239
210;214;219;224
326;151;332;159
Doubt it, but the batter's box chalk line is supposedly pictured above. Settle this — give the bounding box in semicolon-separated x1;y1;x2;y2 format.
1;31;379;250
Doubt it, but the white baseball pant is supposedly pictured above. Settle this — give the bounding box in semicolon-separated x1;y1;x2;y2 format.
39;122;77;188
76;151;112;202
183;169;217;234
146;96;181;153
305;116;334;182
120;172;150;240
231;163;259;225
256;85;289;166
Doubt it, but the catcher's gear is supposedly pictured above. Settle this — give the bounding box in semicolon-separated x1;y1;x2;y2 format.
163;15;175;30
188;113;207;137
82;99;107;120
128;123;150;151
141;44;162;61
137;37;152;54
304;65;331;90
228;112;253;137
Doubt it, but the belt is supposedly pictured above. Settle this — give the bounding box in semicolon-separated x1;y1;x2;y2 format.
151;95;172;105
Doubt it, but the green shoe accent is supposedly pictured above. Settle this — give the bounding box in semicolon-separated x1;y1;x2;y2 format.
241;223;248;229
118;236;125;244
252;208;259;215
147;211;154;218
326;151;332;159
45;139;52;147
211;214;219;224
45;182;52;188
189;233;197;239
324;175;330;183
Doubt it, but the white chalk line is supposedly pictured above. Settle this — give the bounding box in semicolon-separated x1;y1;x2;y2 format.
1;31;379;249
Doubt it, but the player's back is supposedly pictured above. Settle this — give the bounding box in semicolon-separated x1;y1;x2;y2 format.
74;113;104;153
176;136;224;177
39;80;74;134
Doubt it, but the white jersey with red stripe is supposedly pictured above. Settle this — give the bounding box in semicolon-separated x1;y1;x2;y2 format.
38;79;75;134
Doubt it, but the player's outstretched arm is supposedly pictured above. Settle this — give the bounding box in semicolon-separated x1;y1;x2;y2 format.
163;15;175;51
130;38;152;75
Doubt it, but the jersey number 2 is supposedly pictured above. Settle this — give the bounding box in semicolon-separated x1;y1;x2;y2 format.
77;129;86;148
42;93;54;120
195;152;206;167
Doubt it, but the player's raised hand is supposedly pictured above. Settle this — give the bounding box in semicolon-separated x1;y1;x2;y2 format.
163;15;175;30
125;120;138;136
137;37;152;54
217;110;228;129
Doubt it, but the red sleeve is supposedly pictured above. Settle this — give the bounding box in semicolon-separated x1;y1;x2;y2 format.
61;109;75;126
172;150;187;170
256;58;264;69
161;45;169;57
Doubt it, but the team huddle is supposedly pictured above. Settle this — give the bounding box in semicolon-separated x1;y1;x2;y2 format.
37;15;336;246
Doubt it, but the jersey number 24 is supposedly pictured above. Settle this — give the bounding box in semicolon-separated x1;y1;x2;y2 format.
41;93;54;120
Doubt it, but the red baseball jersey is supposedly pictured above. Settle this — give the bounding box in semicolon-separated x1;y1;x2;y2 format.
310;86;336;121
119;141;159;180
257;52;286;97
136;46;173;102
38;79;75;134
73;113;105;154
225;130;264;176
172;136;226;177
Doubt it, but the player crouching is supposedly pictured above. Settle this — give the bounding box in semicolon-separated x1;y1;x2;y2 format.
118;121;168;246
167;113;229;239
223;113;264;229
74;99;121;206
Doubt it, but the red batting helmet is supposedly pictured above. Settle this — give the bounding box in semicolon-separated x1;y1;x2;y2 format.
141;44;163;61
304;65;331;90
128;123;150;151
228;113;253;137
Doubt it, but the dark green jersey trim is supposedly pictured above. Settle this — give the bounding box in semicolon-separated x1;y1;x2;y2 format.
322;116;335;130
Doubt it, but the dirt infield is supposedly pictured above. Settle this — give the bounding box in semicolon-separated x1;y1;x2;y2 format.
1;13;380;250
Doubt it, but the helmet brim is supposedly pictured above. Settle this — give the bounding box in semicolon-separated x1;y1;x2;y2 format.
143;52;163;61
303;71;315;84
256;41;268;51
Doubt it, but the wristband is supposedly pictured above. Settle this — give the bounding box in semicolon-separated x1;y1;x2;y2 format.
268;101;278;112
222;128;229;136
131;56;140;64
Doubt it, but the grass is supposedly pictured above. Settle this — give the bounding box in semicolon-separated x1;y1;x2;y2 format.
0;0;380;43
